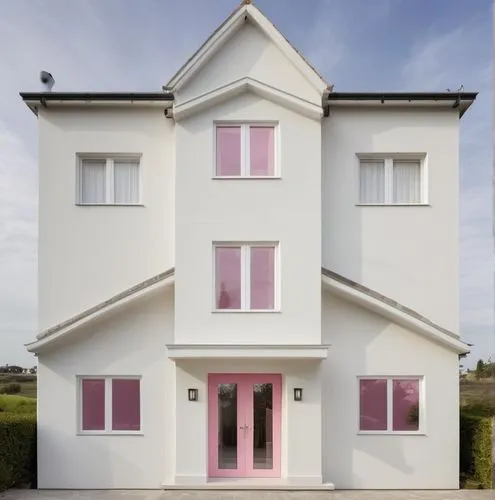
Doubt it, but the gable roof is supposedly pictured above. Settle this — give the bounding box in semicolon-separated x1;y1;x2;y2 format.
26;267;469;355
164;0;329;94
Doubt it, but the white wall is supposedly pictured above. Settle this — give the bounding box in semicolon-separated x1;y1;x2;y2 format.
38;107;175;331
174;92;322;345
174;358;322;485
321;290;460;489
177;22;320;105
322;107;460;333
37;289;175;489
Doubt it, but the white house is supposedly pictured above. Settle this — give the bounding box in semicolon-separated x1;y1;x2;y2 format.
21;0;476;491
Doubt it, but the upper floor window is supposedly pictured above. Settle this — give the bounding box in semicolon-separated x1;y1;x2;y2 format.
359;377;423;434
215;124;277;177
77;156;141;205
358;156;426;205
79;376;141;434
214;243;278;311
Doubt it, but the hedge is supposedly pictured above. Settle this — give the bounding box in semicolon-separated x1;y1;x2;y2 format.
0;413;37;492
460;409;493;489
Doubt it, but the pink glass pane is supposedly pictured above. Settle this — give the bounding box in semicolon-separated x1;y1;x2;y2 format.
250;127;274;176
216;127;241;176
82;379;105;431
112;379;141;431
359;379;387;431
216;247;241;309
250;247;275;310
393;379;419;431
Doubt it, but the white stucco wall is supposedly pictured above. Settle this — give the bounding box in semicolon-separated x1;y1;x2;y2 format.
321;290;460;489
173;358;323;485
37;107;175;331
177;22;320;105
174;92;322;345
322;107;460;333
37;289;175;489
36;288;461;490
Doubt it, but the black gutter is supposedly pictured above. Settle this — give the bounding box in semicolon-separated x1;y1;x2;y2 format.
20;91;174;102
326;92;478;102
324;92;477;118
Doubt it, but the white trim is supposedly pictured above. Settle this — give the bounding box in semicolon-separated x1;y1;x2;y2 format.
77;376;142;435
321;273;469;354
243;124;250;177
166;344;329;360
172;78;323;121
213;122;280;178
76;154;142;206
212;242;279;312
357;376;425;435
166;4;327;94
356;153;427;205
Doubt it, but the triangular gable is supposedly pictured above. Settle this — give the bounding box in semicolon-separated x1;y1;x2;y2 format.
165;1;329;103
27;267;469;355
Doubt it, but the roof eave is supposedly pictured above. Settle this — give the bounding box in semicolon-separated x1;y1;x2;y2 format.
321;271;470;355
325;92;478;118
20;92;175;116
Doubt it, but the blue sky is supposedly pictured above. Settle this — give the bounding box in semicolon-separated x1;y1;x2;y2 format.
0;0;492;368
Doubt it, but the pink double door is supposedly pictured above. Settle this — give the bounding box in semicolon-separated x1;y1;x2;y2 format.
208;373;281;478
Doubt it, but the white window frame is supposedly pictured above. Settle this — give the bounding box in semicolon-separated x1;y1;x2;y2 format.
212;242;280;312
77;376;143;435
357;154;428;205
213;123;280;178
357;376;425;435
76;154;142;205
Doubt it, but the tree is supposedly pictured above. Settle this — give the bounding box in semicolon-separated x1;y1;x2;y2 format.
475;359;485;380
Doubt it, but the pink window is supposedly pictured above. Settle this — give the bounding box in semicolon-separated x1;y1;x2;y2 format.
250;127;274;176
216;127;241;176
393;379;420;431
250;247;275;309
359;379;387;431
82;379;105;431
112;379;141;431
215;247;242;309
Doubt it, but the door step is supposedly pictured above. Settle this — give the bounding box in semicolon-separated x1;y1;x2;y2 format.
163;479;335;490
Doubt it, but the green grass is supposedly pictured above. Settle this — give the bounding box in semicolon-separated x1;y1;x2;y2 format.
460;378;495;407
0;375;37;399
0;395;36;414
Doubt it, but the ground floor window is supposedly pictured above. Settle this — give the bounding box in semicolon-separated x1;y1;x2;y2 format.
358;376;423;434
79;376;141;434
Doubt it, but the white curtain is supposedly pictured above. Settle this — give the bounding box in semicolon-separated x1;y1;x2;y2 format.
393;161;421;203
360;160;385;203
114;161;139;204
81;160;106;204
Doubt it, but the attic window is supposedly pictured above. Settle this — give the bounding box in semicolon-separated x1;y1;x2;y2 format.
215;124;278;178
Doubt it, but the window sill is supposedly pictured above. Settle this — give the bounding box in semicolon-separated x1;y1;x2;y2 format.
355;203;430;207
212;309;281;314
358;431;426;436
212;176;282;180
77;431;144;436
75;203;145;207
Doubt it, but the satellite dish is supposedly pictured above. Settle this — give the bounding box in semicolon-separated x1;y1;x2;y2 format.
40;71;55;91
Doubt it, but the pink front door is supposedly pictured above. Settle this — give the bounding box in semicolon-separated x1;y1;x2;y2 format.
208;373;281;478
